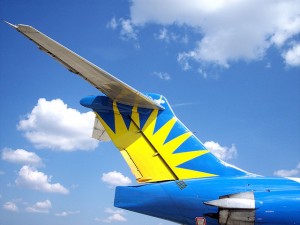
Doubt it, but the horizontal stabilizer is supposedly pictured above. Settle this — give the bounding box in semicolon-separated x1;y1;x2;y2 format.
7;22;163;110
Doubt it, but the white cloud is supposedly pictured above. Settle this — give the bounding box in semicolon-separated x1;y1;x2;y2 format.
282;43;300;67
177;53;192;71
3;202;18;212
15;165;69;194
274;163;300;177
155;28;187;44
271;17;300;47
198;68;208;79
120;18;138;40
103;214;127;223
55;210;80;217
107;17;118;30
95;208;127;223
153;71;171;80
274;169;299;177
126;0;300;68
104;208;125;215
107;17;139;44
204;141;237;161
17;98;98;151
156;28;169;42
2;148;43;166
101;171;132;188
26;200;52;213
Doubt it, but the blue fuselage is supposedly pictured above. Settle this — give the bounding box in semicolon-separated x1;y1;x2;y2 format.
115;177;300;225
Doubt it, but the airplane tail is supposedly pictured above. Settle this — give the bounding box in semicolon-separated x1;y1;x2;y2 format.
8;22;247;183
81;93;247;183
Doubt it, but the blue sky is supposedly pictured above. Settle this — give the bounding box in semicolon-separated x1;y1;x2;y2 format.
0;0;300;224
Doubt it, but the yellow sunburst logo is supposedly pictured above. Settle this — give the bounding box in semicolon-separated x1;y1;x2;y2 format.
96;101;216;183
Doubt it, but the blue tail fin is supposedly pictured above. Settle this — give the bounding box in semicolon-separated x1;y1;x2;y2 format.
81;93;247;183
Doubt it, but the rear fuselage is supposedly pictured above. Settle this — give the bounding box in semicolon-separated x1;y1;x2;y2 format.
115;176;300;225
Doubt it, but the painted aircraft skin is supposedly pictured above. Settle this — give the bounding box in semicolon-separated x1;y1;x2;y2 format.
7;22;300;225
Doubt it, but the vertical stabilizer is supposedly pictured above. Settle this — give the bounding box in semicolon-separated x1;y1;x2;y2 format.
81;94;247;183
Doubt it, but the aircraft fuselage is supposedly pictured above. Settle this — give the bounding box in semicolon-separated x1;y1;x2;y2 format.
115;176;300;225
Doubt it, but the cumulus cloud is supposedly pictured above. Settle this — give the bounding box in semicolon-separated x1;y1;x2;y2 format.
111;0;300;69
15;165;69;194
26;200;52;213
282;43;300;67
155;28;188;44
274;169;299;177
55;210;80;217
120;18;138;40
156;27;170;42
108;17;138;41
274;162;300;177
95;208;127;223
204;141;237;161
153;71;171;80
2;148;43;166
17;98;98;151
3;201;18;212
101;171;132;188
